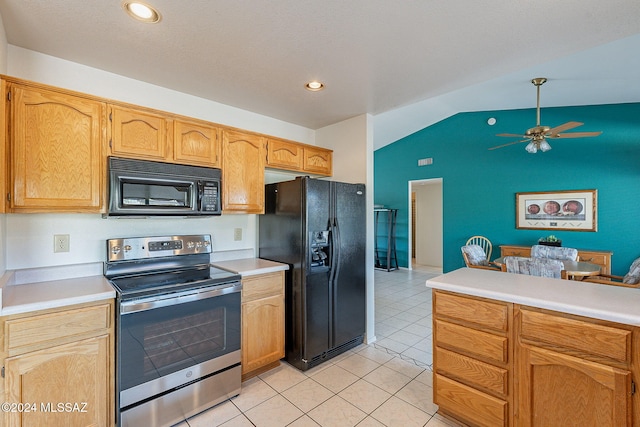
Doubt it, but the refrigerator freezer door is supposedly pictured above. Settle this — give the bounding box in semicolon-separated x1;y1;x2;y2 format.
332;182;366;347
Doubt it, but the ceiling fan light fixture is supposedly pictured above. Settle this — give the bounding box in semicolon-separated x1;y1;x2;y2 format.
122;1;161;23
539;140;552;152
525;142;538;154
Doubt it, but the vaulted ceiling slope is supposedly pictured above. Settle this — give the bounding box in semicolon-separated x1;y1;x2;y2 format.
1;0;639;150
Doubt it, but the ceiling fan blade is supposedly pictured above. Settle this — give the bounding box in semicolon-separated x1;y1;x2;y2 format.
488;139;529;150
496;133;526;138
552;131;603;139
547;121;583;135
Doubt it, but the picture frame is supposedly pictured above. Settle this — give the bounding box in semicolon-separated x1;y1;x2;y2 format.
516;189;597;232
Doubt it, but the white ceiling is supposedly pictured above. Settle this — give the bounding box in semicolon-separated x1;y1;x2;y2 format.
1;0;639;150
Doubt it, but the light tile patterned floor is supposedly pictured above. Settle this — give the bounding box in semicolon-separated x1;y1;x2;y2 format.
179;266;461;427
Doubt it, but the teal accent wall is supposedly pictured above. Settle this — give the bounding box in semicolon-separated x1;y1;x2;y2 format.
374;103;640;275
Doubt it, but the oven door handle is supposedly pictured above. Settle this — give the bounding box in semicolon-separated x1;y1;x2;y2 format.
120;282;242;314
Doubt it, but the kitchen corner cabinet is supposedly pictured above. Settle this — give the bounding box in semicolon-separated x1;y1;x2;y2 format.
7;83;105;212
241;271;285;380
222;129;266;213
0;300;114;427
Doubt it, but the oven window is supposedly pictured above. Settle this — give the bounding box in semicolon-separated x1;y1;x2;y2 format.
120;180;193;207
119;291;240;391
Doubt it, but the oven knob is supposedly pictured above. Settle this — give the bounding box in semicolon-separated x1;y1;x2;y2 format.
203;240;210;247
187;241;195;249
124;245;132;252
111;245;121;255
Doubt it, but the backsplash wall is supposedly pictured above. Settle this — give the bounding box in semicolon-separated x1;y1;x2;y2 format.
374;102;640;275
5;214;257;270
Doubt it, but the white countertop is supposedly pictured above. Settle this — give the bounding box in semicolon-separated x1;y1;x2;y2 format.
427;268;640;326
211;258;289;277
0;271;115;316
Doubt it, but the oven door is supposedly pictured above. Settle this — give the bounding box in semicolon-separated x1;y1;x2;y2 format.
118;283;241;409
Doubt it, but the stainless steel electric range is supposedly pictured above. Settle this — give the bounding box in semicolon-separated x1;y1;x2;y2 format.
104;234;241;427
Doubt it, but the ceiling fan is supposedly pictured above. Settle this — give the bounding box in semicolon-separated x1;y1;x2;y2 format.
488;77;602;153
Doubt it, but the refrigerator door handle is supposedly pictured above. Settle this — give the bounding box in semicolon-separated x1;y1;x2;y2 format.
332;218;341;285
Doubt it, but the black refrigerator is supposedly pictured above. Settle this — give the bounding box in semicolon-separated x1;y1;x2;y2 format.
259;176;366;371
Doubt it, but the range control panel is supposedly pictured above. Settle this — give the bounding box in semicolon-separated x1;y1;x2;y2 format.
107;234;212;262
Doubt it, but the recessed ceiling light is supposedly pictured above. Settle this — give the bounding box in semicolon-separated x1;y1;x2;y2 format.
122;1;161;23
305;81;325;91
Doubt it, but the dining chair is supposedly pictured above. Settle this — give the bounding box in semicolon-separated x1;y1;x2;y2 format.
501;256;566;279
531;244;579;261
465;236;493;262
461;244;500;271
583;256;640;288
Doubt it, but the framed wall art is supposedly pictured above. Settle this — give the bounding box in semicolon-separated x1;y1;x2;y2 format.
516;189;597;231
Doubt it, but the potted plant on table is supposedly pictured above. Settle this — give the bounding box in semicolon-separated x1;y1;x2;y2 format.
538;235;562;247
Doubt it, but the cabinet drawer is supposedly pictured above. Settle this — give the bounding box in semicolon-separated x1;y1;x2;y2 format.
435;374;507;427
5;304;111;353
242;272;284;302
519;308;630;363
436;347;508;397
434;291;508;331
435;320;508;364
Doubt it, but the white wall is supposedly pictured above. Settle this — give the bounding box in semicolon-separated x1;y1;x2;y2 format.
2;46;322;271
316;115;376;344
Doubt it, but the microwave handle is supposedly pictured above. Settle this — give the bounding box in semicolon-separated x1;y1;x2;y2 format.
197;181;205;211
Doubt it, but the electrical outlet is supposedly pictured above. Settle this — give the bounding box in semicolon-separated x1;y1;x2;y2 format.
54;234;70;253
233;228;242;241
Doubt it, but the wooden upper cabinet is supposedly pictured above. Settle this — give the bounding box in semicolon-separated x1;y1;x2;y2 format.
109;105;168;161
303;146;332;176
9;84;105;212
222;128;266;213
266;138;303;171
173;119;220;167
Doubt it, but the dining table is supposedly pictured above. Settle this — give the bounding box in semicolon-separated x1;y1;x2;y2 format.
492;256;602;280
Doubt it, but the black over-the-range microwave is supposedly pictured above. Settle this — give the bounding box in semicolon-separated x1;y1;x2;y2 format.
105;156;222;217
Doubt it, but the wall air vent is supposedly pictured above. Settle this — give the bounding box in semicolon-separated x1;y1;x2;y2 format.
417;158;433;166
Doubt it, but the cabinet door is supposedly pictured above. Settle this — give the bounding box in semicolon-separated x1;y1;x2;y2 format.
173;119;220;167
109;105;168;161
303;146;332;176
4;335;111;427
221;129;265;213
242;294;285;376
10;85;104;211
518;345;631;427
266;138;303;171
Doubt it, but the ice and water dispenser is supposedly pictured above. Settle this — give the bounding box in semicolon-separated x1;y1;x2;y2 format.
309;230;330;271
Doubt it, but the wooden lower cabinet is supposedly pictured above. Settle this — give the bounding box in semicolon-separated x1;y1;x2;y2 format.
433;291;512;427
0;301;114;427
241;271;285;380
518;344;631;426
433;290;637;426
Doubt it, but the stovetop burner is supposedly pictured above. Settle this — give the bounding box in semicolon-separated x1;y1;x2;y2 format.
104;234;240;299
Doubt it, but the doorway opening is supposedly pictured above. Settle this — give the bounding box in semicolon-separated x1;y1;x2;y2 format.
408;178;443;273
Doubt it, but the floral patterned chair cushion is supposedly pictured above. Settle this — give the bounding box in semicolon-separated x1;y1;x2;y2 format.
504;256;565;279
461;245;489;266
623;257;640;285
531;245;579;261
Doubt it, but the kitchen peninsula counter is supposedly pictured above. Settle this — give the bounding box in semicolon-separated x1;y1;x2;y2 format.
426;267;640;326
